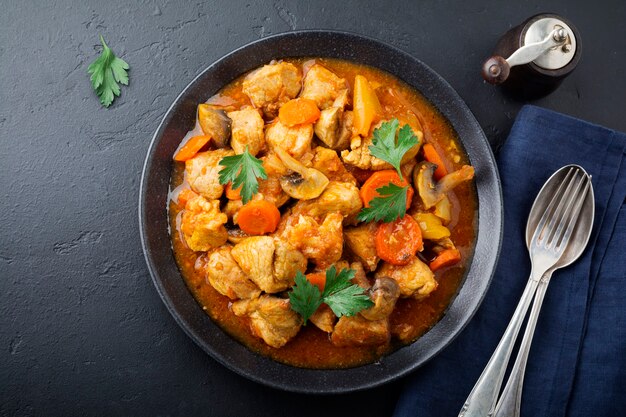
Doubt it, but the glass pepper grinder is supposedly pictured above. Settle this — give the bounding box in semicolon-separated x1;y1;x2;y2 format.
481;13;581;99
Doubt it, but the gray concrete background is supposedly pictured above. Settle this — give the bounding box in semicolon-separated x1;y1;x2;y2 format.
1;0;624;415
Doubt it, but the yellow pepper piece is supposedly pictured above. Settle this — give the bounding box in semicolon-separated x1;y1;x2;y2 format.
434;196;452;224
353;75;383;136
413;212;451;240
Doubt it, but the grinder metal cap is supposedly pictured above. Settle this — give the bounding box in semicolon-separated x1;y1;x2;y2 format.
522;17;577;70
482;13;581;89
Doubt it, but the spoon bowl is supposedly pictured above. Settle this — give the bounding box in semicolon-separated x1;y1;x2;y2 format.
525;164;595;267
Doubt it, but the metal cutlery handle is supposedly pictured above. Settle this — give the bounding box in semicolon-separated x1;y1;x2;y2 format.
493;273;553;417
458;267;543;417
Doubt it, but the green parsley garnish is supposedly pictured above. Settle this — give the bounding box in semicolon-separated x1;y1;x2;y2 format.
357;183;409;223
369;118;419;180
289;266;374;324
87;36;129;108
288;273;322;325
218;147;267;204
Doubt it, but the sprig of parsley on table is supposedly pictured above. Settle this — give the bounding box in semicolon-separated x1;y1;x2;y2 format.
369;118;419;180
218;148;267;204
87;36;129;107
289;266;374;324
357;183;409;223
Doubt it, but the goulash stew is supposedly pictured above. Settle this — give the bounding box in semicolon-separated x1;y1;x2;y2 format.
168;58;477;368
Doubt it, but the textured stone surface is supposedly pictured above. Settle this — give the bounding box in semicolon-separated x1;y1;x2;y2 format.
0;0;624;415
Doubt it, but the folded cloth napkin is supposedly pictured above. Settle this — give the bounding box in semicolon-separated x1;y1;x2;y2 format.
394;105;626;417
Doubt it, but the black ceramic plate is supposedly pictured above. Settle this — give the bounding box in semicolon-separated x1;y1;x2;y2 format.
139;30;502;393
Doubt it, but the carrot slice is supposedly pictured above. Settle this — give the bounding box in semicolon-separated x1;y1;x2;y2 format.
360;170;414;209
306;272;326;292
225;182;242;200
237;200;281;235
177;188;198;206
422;143;448;180
353;75;383;136
429;248;461;271
278;98;321;127
375;215;423;265
173;135;211;161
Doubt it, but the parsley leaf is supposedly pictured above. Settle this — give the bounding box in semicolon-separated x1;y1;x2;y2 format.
325;285;376;318
369;118;419;180
322;266;373;318
357;183;409;223
218;147;267;204
87;36;129;107
288;266;374;324
321;265;354;296
288;272;322;324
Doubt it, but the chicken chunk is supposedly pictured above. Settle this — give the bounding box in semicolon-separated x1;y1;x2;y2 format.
341;135;389;171
350;261;371;290
265;120;313;159
375;256;437;299
231;236;277;292
292;181;362;220
185;149;234;199
309;304;337;333
279;212;343;268
273;239;308;284
341;120;422;170
230;236;306;293
300;64;348;110
180;196;228;252
206;246;261;300
242;62;301;117
257;153;290;207
314;107;353;150
331;315;390;347
232;295;302;348
311;147;356;185
332;88;350;109
344;222;380;272
315;107;342;148
258;176;291;207
227;108;265;156
360;278;400;321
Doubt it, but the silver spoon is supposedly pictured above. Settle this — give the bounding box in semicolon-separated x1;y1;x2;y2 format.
459;165;593;417
493;165;594;417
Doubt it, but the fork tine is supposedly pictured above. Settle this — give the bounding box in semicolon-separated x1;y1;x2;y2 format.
555;175;591;251
544;170;582;244
530;168;575;246
548;170;586;248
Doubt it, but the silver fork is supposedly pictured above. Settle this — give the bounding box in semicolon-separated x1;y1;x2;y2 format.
459;167;590;417
493;169;592;417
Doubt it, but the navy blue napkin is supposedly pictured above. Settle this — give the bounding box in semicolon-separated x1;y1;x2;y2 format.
394;105;626;417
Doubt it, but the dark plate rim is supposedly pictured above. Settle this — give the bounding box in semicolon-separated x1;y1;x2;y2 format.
139;29;503;394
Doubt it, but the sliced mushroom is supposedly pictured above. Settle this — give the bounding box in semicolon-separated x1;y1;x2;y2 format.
197;104;231;148
274;147;329;200
413;161;475;209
